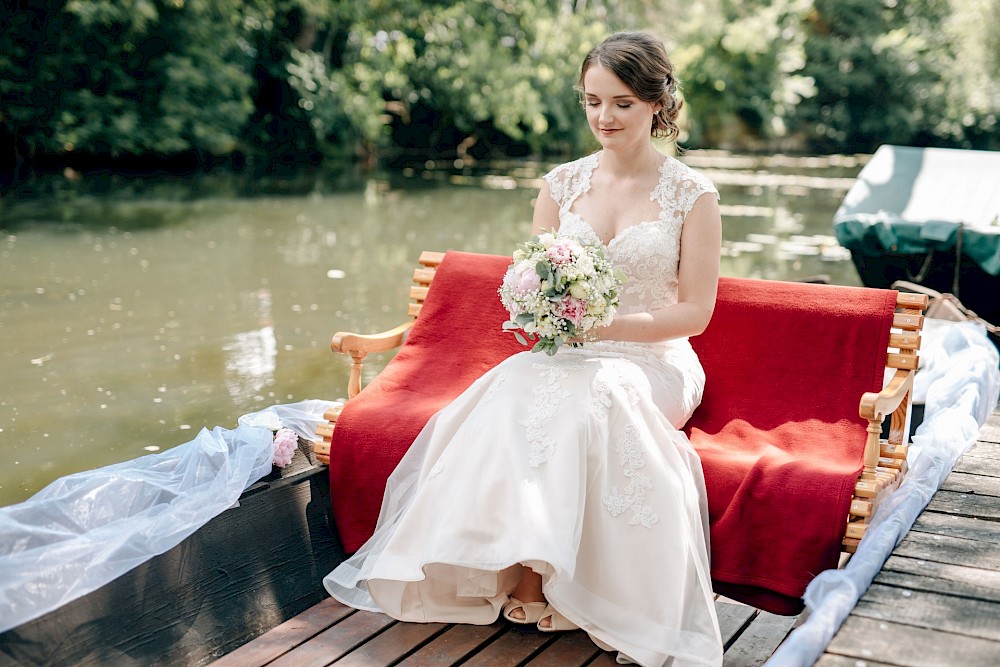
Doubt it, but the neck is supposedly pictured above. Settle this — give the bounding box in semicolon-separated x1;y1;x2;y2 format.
598;143;663;177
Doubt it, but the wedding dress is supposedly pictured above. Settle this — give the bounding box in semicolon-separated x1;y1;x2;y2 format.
324;151;723;667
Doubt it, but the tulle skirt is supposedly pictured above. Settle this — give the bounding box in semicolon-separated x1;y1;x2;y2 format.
324;340;723;667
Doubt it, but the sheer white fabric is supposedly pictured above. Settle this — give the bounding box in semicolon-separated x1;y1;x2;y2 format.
324;153;722;667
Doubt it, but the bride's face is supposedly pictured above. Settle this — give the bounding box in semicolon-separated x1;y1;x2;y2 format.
582;64;659;151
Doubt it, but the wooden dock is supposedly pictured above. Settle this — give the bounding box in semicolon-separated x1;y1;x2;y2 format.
818;404;1000;667
212;404;1000;667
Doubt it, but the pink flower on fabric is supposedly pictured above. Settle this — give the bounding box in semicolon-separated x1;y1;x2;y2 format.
546;240;574;264
273;428;298;468
557;296;587;326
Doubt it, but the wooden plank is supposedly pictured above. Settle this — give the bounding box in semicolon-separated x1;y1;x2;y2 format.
587;653;620;665
895;529;1000;571
964;439;1000;459
211;598;355;667
853;583;1000;641
267;612;395;667
939;470;1000;497
924;489;1000;520
825;614;1000;666
461;627;557;666
524;631;602;666
953;454;1000;478
908;509;1000;544
333;621;448;666
714;599;757;649
877;557;1000;603
395;623;507;666
721;610;796;667
978;416;1000;445
814;653;902;667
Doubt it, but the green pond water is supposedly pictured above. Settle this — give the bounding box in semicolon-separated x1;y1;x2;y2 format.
0;152;865;506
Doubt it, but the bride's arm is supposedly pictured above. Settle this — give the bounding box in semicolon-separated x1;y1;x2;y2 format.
531;181;560;235
595;192;722;343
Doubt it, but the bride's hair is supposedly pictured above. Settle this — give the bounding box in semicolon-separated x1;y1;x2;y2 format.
579;31;682;140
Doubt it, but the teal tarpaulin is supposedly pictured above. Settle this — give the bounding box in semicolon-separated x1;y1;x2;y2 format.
834;145;1000;276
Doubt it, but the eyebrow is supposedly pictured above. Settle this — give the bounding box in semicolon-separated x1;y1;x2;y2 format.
584;93;637;99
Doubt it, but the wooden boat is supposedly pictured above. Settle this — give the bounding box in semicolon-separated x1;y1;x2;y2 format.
0;448;338;666
833;144;1000;331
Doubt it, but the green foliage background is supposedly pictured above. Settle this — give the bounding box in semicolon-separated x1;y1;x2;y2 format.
2;0;998;177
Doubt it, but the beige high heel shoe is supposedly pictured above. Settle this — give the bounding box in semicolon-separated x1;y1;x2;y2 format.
502;597;548;625
537;605;579;632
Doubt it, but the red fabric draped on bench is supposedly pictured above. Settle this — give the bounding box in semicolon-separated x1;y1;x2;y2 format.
328;251;897;615
685;278;895;614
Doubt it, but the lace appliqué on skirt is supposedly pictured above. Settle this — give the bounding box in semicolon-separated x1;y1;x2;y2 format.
520;359;583;467
603;424;658;529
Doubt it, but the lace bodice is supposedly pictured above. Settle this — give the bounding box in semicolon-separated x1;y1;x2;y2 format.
544;152;718;316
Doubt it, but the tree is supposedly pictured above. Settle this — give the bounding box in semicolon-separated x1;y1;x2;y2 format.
795;0;953;153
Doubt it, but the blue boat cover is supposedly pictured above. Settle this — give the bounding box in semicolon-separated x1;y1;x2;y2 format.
834;145;1000;276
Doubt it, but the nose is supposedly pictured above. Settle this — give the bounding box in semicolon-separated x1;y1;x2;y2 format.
598;104;614;126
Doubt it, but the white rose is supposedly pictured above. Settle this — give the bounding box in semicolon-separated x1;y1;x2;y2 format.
569;281;590;299
537;232;555;248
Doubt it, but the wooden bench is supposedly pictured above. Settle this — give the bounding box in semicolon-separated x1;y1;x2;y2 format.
314;250;928;611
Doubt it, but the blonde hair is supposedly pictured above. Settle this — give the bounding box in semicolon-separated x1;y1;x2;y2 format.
579;31;682;140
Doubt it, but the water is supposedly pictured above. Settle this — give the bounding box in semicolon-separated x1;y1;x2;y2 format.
0;153;864;506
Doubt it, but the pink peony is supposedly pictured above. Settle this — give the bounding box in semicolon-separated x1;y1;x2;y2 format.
273;428;298;468
512;261;541;293
556;296;587;326
546;240;574;264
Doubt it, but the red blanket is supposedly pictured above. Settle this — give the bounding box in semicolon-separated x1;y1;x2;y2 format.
685;278;896;614
328;251;896;615
328;252;525;555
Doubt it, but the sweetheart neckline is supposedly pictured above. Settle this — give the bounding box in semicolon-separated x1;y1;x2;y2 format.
561;151;668;248
562;211;662;249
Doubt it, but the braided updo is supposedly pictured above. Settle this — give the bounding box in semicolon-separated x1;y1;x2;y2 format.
579;31;682;140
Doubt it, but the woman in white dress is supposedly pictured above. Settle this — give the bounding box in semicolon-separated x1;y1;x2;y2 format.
324;31;724;667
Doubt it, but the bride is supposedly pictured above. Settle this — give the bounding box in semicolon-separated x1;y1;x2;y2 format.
324;31;724;667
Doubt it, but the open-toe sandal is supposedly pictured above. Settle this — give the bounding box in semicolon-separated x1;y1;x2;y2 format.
502;597;548;625
537;605;579;632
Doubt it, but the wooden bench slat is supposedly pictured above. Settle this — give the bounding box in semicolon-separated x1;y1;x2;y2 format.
892;311;924;330
888;332;921;349
886;352;918;369
896;292;929;309
413;267;436;285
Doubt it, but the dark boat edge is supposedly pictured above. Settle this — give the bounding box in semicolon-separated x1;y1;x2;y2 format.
0;450;346;667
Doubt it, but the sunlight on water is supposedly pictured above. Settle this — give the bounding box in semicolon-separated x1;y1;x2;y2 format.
0;154;863;506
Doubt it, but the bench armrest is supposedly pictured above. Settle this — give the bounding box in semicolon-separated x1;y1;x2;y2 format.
332;321;414;399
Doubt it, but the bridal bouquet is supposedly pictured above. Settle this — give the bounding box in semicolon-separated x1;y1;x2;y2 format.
499;230;625;355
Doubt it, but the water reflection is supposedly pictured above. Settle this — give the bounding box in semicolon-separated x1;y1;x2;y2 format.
223;290;277;400
0;154;863;506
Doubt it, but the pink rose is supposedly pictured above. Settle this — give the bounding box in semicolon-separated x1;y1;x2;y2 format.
546;240;573;264
556;296;587;326
273;428;298;468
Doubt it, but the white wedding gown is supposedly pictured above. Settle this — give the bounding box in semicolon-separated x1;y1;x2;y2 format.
324;152;723;667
